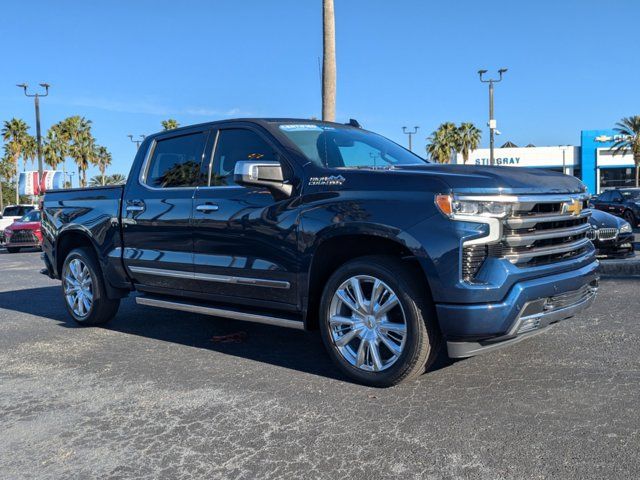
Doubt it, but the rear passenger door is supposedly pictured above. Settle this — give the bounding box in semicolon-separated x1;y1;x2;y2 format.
122;128;210;293
191;126;299;308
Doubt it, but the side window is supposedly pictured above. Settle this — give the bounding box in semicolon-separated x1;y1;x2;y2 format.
598;191;611;202
144;132;208;188
612;192;623;202
211;129;277;186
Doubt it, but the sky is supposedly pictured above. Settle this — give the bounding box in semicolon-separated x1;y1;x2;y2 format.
1;0;639;181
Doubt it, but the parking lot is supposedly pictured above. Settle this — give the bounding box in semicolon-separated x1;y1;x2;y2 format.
0;249;639;479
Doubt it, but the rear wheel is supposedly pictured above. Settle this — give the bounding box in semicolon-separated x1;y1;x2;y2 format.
62;247;120;325
319;255;440;387
6;247;20;253
623;210;637;226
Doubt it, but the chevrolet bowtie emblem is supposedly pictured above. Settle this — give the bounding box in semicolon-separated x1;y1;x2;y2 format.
563;199;583;216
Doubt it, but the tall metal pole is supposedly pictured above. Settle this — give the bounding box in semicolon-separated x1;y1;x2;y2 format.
322;0;336;121
128;134;145;149
402;126;419;152
17;83;49;193
478;69;507;166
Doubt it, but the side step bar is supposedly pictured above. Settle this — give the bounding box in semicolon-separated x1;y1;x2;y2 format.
135;296;305;330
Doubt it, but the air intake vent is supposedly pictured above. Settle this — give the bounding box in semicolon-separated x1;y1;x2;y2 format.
462;245;487;281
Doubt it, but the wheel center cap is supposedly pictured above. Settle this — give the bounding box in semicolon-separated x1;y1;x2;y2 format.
364;315;376;329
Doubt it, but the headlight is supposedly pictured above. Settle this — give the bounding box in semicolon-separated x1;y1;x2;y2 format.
620;222;633;233
435;194;512;218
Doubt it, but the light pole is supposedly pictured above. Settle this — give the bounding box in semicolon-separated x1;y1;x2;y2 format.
402;126;419;152
477;69;507;166
128;134;145;149
17;83;49;188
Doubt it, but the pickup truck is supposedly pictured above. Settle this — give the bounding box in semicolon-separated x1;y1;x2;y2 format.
42;118;599;386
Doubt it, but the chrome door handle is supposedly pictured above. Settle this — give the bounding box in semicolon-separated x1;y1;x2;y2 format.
126;205;144;212
196;204;219;212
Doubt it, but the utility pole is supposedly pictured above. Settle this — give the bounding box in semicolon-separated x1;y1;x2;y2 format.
17;83;49;191
402;126;419;152
128;134;145;149
477;69;507;166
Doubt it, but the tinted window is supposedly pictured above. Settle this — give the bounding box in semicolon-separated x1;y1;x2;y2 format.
621;190;640;200
211;129;277;186
4;206;33;217
145;132;208;188
611;191;623;202
598;191;612;202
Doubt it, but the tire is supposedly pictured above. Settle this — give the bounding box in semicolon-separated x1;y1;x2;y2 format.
319;255;440;387
623;210;637;227
61;247;120;325
6;247;20;253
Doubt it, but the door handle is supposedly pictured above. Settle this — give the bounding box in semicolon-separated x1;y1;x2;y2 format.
196;204;219;212
126;205;145;212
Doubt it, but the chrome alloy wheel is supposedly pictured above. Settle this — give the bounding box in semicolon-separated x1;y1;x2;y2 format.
63;258;94;318
328;275;407;372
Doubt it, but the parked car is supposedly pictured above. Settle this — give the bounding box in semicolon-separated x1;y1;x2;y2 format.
41;119;599;386
0;204;36;244
587;209;635;258
4;209;43;253
591;188;640;226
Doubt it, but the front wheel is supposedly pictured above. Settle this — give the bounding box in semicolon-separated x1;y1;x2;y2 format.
62;247;120;325
319;255;440;387
623;210;637;227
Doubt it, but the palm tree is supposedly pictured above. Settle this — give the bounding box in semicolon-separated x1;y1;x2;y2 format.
61;116;96;187
94;146;112;185
457;123;482;163
612;116;640;187
322;0;336;121
43;123;68;171
89;173;127;186
161;119;180;130
426;122;458;163
1;118;33;203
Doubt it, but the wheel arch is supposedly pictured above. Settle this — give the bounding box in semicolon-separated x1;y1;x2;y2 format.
303;225;435;330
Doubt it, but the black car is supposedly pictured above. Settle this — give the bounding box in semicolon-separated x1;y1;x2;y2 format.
591;188;640;226
587;209;635;258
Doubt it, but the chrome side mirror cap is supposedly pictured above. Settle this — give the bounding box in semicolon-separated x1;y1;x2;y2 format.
233;161;292;197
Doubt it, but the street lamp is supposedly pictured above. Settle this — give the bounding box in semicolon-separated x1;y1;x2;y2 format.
128;134;145;149
17;82;49;188
478;68;507;166
402;126;419;152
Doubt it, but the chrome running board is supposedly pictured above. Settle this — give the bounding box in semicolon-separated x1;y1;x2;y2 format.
135;296;304;330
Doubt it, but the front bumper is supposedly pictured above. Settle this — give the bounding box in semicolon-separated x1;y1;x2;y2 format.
436;258;599;353
594;233;635;258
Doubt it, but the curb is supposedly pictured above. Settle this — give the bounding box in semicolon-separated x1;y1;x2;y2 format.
599;253;640;277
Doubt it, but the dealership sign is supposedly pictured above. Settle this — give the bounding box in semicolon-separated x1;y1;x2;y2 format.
457;146;578;168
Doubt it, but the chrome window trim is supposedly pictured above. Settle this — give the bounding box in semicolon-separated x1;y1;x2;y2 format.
128;265;291;289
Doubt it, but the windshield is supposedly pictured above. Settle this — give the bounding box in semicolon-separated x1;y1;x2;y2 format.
278;123;427;169
621;190;640;200
20;210;41;222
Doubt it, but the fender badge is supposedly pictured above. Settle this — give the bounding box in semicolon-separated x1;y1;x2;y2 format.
308;175;345;186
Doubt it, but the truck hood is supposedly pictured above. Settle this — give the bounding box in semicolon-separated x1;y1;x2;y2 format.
393;164;586;195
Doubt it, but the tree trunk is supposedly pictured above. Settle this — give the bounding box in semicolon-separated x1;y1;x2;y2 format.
0;181;3;213
636;161;639;188
15;155;19;204
322;0;336;122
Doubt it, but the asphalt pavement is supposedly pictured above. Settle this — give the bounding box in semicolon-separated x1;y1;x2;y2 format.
0;249;639;479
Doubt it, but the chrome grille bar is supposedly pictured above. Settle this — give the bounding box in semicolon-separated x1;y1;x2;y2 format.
503;238;591;263
504;223;591;247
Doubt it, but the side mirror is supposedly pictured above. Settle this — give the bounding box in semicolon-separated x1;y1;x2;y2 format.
234;161;292;197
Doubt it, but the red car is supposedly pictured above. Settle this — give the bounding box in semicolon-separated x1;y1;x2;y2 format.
4;210;43;253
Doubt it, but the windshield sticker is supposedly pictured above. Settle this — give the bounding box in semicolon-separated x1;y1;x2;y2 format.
279;124;323;132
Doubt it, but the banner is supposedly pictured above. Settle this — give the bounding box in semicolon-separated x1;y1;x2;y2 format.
18;170;64;195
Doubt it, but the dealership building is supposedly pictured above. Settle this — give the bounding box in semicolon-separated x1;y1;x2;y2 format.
455;129;636;194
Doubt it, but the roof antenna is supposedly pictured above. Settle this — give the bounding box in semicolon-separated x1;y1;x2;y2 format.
347;118;361;128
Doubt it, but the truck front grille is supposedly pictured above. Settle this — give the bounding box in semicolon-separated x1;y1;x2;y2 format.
461;194;592;280
500;196;590;268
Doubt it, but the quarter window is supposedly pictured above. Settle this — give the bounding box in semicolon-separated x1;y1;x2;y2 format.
144;132;208;188
211;129;277;186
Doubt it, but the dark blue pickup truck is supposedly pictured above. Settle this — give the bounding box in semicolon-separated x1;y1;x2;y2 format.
41;119;599;386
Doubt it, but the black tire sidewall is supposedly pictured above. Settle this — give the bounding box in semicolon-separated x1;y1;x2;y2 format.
319;257;434;387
